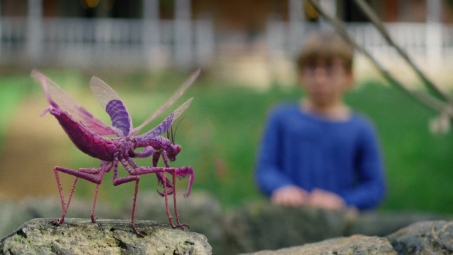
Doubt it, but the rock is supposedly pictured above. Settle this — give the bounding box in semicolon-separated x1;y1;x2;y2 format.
387;220;453;254
0;201;32;238
241;235;397;255
349;211;452;237
122;191;227;253
225;202;349;254
0;218;212;255
3;196;453;254
0;196;120;239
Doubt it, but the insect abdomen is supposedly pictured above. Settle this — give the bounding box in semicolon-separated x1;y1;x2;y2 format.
56;112;115;161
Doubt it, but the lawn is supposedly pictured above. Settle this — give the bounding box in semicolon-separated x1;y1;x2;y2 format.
2;69;453;214
0;76;30;145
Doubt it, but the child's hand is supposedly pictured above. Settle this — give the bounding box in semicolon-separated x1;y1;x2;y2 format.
271;185;309;207
308;188;345;210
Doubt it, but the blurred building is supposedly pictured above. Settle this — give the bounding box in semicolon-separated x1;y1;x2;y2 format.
0;0;451;72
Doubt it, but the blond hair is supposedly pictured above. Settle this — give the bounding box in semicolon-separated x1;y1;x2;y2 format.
296;32;354;72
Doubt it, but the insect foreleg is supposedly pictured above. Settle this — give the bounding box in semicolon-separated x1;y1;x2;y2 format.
130;148;174;196
152;150;161;166
176;166;194;198
130;166;194;228
168;167;188;228
130;146;154;158
153;151;175;196
160;150;171;167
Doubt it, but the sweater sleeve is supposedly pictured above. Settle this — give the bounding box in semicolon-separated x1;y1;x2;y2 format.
255;108;294;196
341;122;386;210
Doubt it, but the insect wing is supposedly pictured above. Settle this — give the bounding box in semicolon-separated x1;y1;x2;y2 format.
130;68;200;136
90;77;133;137
136;98;193;141
31;70;120;136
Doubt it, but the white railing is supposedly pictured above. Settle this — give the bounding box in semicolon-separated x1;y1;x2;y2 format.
1;17;452;69
266;21;451;67
0;17;215;70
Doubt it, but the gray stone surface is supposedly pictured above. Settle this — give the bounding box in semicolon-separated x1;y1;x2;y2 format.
242;235;397;255
0;201;32;239
387;220;453;254
122;191;226;253
225;202;349;254
0;196;119;239
223;202;452;254
348;211;452;237
0;218;212;255
2;196;453;254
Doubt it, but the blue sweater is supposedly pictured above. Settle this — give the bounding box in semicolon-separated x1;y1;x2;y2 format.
255;103;386;210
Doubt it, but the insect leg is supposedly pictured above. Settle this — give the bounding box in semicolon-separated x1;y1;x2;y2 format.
159;166;194;229
126;156;139;168
137;150;174;196
152;150;161;166
127;165;176;227
52;166;77;226
168;166;194;229
131;166;194;229
159;151;186;228
52;165;106;226
155;151;174;196
114;156;143;236
162;169;176;228
169;167;189;229
130;146;154;158
90;180;100;222
85;161;112;223
176;166;194;198
165;166;194;228
161;150;171;167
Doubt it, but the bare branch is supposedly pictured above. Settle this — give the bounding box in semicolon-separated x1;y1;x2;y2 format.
306;0;453;117
353;0;453;105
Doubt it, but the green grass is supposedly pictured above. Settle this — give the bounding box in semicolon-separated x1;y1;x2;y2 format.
0;76;30;146
5;70;453;214
346;82;453;213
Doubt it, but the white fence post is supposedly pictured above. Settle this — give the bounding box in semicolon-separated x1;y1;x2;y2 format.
143;0;161;69
288;0;305;55
319;0;336;30
266;15;285;56
426;0;442;66
27;0;43;65
174;0;192;69
195;16;214;68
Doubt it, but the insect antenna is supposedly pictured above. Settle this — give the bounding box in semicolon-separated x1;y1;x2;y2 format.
166;129;172;143
171;117;186;144
166;125;176;144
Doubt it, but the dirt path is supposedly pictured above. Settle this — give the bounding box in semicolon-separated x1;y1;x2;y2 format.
0;96;72;200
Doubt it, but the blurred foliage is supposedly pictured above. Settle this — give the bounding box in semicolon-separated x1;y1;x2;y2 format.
2;70;453;214
0;76;30;146
346;82;453;213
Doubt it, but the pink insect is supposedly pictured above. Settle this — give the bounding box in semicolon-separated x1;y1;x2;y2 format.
31;69;200;235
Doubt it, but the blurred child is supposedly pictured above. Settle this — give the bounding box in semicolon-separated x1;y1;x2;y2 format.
255;32;386;211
